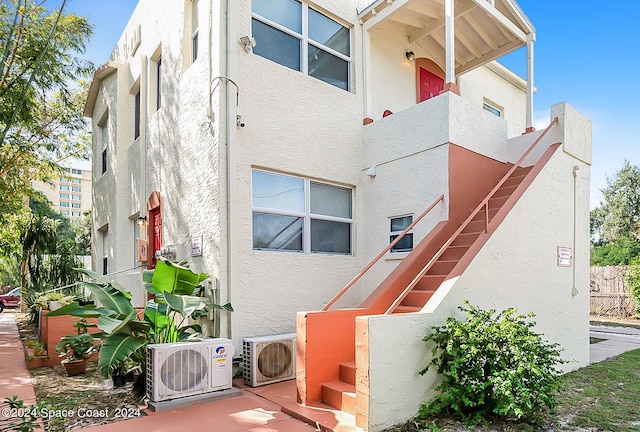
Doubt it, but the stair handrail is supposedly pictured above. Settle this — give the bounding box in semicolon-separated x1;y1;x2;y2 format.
384;117;559;314
322;194;445;311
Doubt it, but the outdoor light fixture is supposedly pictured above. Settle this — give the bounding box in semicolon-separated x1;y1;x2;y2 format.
405;51;416;62
137;216;147;226
240;36;256;52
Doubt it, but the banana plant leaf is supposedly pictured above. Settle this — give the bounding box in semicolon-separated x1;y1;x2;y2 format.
75;267;132;299
46;302;114;318
144;301;168;333
82;281;135;317
151;259;208;295
164;292;207;317
208;302;234;312
98;333;147;377
98;311;149;335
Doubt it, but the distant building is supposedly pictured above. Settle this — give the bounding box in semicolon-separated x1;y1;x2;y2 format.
32;166;92;222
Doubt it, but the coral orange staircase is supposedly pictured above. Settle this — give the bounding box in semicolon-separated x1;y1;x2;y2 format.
297;119;561;420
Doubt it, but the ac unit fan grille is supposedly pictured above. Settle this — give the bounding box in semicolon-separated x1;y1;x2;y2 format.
160;349;207;392
257;341;292;380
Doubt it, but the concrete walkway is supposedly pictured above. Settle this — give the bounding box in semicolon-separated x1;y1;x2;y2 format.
2;312;640;431
589;323;640;363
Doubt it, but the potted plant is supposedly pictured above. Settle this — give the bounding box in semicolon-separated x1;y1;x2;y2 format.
55;333;99;376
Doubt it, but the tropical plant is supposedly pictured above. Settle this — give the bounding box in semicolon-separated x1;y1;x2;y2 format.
55;333;98;361
47;259;233;391
419;301;564;425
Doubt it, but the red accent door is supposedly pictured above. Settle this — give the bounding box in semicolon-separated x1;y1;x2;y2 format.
149;208;162;268
419;67;444;102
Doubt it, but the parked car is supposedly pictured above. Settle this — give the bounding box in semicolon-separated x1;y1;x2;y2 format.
0;287;21;312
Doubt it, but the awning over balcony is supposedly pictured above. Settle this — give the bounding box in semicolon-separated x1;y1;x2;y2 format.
359;0;536;129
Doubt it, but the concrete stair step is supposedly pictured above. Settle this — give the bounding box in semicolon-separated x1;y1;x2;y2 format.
322;380;356;414
339;362;356;386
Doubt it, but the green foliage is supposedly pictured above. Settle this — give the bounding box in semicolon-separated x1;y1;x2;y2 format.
49;259;233;388
623;257;640;316
0;0;93;217
590;236;640;266
55;333;98;361
1;396;50;432
590;160;640;244
419;301;564;425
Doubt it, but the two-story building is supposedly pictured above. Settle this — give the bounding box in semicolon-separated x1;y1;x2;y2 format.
84;0;591;430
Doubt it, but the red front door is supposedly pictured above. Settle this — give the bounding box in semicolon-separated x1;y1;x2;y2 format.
419;67;444;102
149;208;162;268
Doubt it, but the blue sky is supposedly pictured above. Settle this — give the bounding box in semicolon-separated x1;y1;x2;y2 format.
65;0;639;209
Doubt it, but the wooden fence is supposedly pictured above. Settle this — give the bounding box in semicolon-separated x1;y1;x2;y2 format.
590;266;637;318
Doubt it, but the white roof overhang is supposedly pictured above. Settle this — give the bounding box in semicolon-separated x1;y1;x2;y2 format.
359;0;535;76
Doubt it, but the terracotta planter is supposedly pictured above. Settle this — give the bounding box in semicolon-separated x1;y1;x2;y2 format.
62;359;87;376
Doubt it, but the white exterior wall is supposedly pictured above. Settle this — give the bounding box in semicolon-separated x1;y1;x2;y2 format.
459;62;528;138
359;105;591;432
89;0;546;347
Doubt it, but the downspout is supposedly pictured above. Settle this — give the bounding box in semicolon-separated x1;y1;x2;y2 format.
572;165;579;297
225;0;237;339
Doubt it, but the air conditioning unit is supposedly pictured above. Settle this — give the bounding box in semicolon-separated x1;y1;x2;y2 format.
243;333;296;387
147;339;234;402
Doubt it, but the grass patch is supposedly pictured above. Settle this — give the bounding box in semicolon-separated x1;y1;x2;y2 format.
383;349;640;431
555;349;640;431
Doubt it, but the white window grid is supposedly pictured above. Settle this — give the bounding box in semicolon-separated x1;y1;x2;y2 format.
390;214;414;253
251;3;352;91
251;170;354;254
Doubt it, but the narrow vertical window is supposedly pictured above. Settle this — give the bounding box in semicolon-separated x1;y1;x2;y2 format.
134;89;141;139
100;116;108;175
191;0;199;62
102;229;109;275
156;57;162;109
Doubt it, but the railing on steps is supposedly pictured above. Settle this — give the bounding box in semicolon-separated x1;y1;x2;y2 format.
322;194;445;311
384;117;559;314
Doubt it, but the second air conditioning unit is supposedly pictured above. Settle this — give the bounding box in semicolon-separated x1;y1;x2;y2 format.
243;333;296;387
147;338;234;402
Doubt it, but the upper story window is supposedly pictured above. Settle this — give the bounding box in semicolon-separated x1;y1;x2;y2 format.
72;186;81;192
99;113;108;175
390;215;413;253
156;57;162;109
483;98;503;118
60;185;69;191
71;168;82;175
191;0;199;62
251;0;351;91
252;169;353;254
134;89;141;140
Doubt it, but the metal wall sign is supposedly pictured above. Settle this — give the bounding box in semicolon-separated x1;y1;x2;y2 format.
557;246;572;267
191;235;203;257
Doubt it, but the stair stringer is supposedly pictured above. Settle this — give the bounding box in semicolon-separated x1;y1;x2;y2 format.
420;142;562;312
356;142;570;432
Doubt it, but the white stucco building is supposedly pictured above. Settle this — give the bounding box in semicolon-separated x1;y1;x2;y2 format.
84;0;591;430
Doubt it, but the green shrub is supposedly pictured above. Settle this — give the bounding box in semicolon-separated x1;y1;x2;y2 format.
419;301;564;425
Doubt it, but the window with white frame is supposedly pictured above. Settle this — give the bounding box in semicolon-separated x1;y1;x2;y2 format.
71;194;81;201
60;202;70;208
482;98;503;118
71;168;82;175
72;203;81;209
251;170;352;254
390;215;413;253
60;193;69;199
60;185;69;191
71;211;81;217
72;186;81;192
251;0;351;91
101;228;109;275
